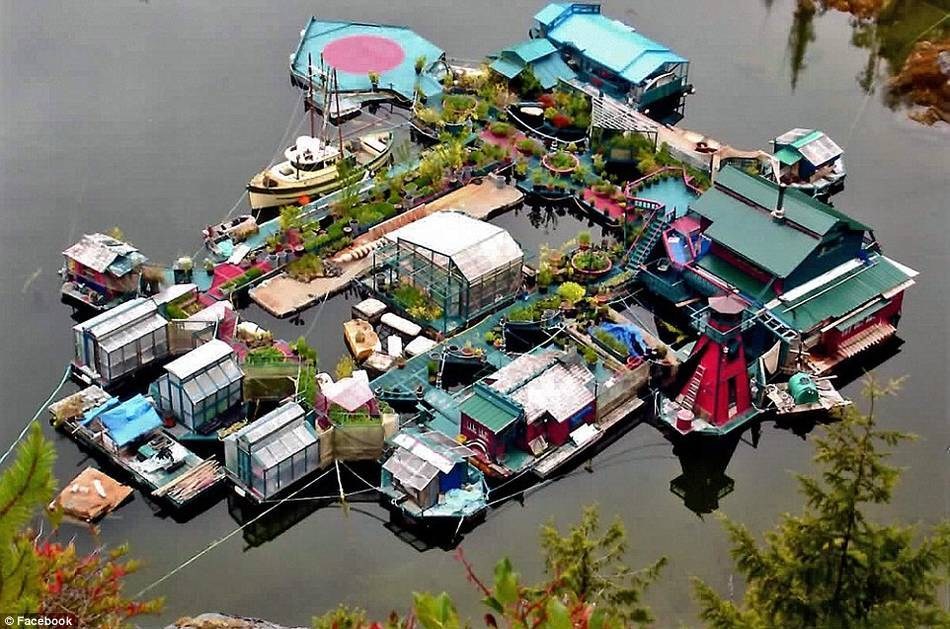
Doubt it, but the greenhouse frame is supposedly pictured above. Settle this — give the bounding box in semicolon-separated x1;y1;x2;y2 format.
371;212;524;333
153;339;243;433
72;297;170;386
224;401;321;502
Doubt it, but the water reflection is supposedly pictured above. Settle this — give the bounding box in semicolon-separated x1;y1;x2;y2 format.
788;0;818;90
785;0;949;118
669;432;744;515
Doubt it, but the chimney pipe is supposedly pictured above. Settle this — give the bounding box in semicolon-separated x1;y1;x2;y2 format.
772;184;787;222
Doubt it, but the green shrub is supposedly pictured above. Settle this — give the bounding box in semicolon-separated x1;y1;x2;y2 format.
557;281;586;305
593;328;629;357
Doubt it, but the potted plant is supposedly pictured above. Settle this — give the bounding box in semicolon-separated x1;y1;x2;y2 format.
537;266;553;294
203;259;215;275
368;72;380;90
577;230;592;250
415;55;426;74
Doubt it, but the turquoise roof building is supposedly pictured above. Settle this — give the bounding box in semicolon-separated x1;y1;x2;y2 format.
489;39;577;90
290;19;446;104
531;3;691;121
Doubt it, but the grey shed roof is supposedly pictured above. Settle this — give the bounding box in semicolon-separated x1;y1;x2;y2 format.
63;233;146;276
383;447;439;492
386;212;523;282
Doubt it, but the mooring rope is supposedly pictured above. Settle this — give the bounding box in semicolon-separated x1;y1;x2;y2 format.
134;464;337;598
0;365;71;468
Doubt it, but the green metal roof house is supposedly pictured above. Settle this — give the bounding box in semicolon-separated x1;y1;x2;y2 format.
531;3;690;120
644;165;916;373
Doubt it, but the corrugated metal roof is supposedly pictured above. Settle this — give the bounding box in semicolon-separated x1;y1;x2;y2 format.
774;147;802;165
772;255;914;332
387;212;523;282
63;233;145;275
391;429;470;473
545;10;685;85
535;3;567;26
507;39;557;63
775;129;843;167
382;447;439;492
715;166;869;233
488;351;560;394
164;339;234;381
508;362;594;424
691;187;819;277
532;54;577;89
458;385;521;433
490;56;523;80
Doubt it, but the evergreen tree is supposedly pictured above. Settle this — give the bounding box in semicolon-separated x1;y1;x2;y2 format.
0;423;161;626
0;424;56;613
693;378;950;628
311;506;665;628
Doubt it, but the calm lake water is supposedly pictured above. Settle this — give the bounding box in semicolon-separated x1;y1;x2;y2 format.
1;0;946;625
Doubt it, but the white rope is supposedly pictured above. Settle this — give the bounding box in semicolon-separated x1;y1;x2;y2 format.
134;465;336;598
267;90;306;169
0;365;71;468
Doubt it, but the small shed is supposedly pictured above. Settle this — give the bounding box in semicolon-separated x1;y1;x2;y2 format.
459;384;524;462
62;233;147;304
382;428;476;510
72;298;169;385
224;401;320;501
82;394;163;452
154;339;243;432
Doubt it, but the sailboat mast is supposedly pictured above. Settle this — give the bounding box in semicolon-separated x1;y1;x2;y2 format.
307;54;316;139
333;69;344;152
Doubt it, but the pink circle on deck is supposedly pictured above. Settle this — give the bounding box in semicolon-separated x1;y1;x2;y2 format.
322;35;405;74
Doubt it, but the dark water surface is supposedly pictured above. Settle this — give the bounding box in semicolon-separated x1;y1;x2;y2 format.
1;1;947;625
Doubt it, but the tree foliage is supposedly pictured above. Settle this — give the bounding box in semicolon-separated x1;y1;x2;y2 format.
0;423;161;627
693;378;950;628
310;506;664;628
0;423;56;613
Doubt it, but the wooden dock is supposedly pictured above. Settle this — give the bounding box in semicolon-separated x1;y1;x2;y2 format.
249;181;524;318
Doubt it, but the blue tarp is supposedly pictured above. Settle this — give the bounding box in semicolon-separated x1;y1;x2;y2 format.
596;323;647;357
85;394;162;448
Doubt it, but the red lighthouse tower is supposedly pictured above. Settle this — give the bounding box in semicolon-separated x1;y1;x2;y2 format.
675;295;754;430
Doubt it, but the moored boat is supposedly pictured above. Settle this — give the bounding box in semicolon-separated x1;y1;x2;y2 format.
247;131;392;211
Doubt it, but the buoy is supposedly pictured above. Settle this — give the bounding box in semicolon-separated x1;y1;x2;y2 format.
298;195;311;205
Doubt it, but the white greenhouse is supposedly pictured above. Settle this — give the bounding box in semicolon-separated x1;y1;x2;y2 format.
224;401;321;501
372;212;524;332
153;339;243;433
72;297;169;386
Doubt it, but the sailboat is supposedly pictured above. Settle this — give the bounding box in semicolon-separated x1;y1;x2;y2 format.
247;61;392;211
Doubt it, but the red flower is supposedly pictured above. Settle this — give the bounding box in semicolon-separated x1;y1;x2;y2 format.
552;113;572;129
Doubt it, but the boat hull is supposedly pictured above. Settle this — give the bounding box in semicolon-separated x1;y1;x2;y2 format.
247;133;393;210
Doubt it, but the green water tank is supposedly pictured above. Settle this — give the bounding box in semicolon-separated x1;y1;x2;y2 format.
788;372;820;405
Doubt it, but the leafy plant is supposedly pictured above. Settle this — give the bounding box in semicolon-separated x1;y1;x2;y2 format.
334;355;355;381
488;121;513;137
245;345;286;365
593;328;629;357
286;253;324;282
414;55;427;74
557;281;586;305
